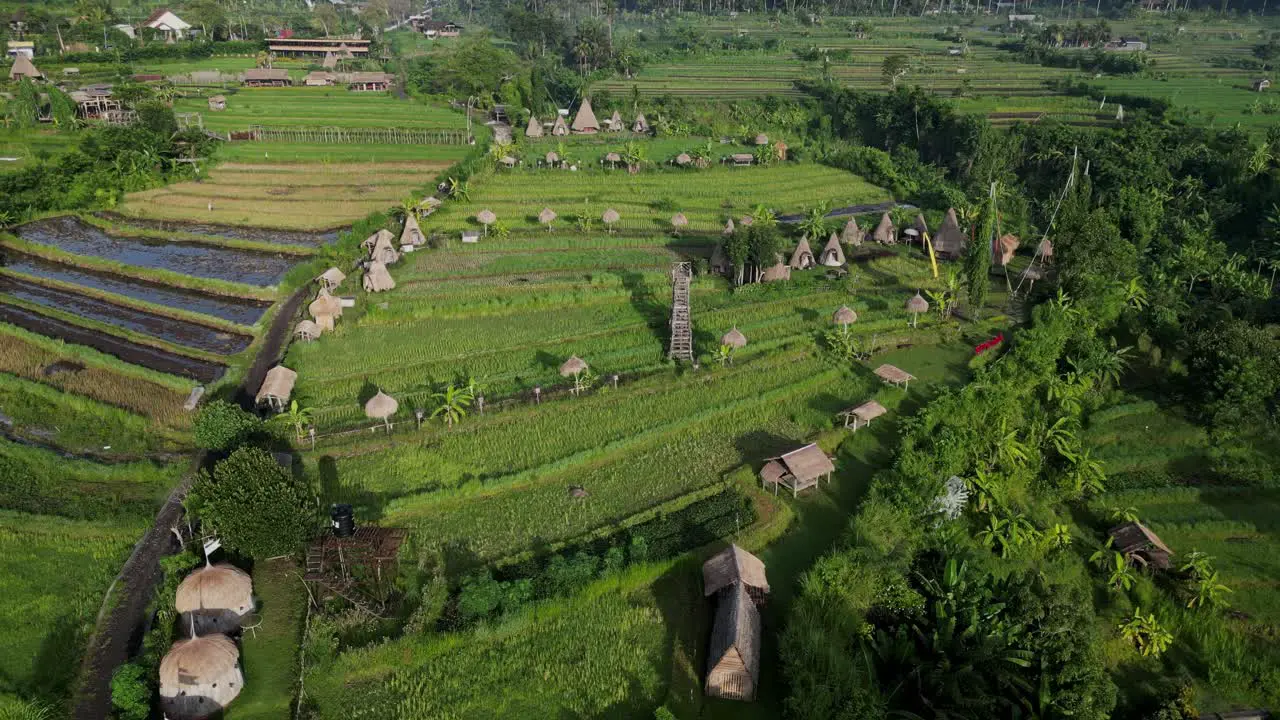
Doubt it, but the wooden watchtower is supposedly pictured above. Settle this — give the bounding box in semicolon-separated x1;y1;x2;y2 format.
669;262;693;362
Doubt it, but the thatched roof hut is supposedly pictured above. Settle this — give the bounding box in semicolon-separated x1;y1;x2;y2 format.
671;213;689;231
539;207;557;228
675;152;693;166
602;208;620;226
9;55;42;81
545;151;560;166
322;50;338;69
365;391;398;429
789;237;815;270
906;291;929;314
400;214;425;247
176;564;254;635
839;400;887;430
363;261;395;293
208;95;226;111
571;97;600;133
1037;238;1054;262
1109;522;1173;569
304;70;335;86
997;233;1019;266
740;215;754;227
705;584;762;701
607;110;624;131
723;218;735;235
841;217;863;246
872;213;896;244
761;259;791;282
361;228;394;250
159;634;243;719
559;355;588;377
369;231;400;265
316;267;346;290
721;327;747;348
632;113;649;133
760;444;834;497
419;196;443;213
711;243;732;276
604;152;622;164
820;233;845;267
833;305;857;326
874;363;915;388
525;114;543;138
754;133;769;145
294;320;321;342
477;209;497;227
933;208;967;259
309;292;342;321
255;365;297;412
703;544;768;599
551;114;569;136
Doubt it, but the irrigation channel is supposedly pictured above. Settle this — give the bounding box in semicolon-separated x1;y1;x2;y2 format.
1;252;270;325
12;216;298;286
0;276;252;355
96;212;346;247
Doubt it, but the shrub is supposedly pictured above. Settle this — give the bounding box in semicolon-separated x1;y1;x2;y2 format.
193;400;260;452
190;447;314;558
110;662;151;720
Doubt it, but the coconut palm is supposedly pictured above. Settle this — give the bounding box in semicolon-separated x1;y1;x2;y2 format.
621;141;647;172
430;383;473;428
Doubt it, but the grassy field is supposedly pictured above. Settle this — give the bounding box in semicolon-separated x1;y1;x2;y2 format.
225;558;307;720
173;88;469;133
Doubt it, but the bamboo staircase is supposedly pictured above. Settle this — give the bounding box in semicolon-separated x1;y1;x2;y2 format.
668;262;693;362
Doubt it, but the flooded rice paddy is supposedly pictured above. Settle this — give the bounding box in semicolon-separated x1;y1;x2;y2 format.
96;212;344;247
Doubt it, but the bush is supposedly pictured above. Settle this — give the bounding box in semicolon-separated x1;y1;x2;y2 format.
193;400;260;452
110;662;151;720
190;447;314;558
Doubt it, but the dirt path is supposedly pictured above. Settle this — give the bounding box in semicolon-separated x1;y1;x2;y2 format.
70;285;308;720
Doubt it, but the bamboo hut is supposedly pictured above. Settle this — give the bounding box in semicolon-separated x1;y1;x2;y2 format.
571;97;600;133
833;305;857;327
525;114;543;138
1109;522;1173;570
419;196;443;214
400;214;425;247
363;261;395;293
539;207;557;231
906;292;929;328
705;584;762;701
604;152;622;167
703;544;769;601
874;364;914;389
607;110;624;131
759;444;834;496
361;228;394;250
789;237;815;270
294;320;321;342
477;209;497;235
308;292;342;331
932;208;967;259
820;233;846;267
316;267;346;291
632;113;650;133
838;400;887;431
551;114;569;136
255;366;297;413
175;564;254;636
369;231;400;265
872;213;896;244
671;213;689;234
996;233;1019;266
721;327;747;349
159;634;243;719
841;217;863;246
364;391;398;431
8;55;42;81
754;133;769;145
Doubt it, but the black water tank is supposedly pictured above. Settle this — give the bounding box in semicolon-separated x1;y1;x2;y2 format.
330;504;355;538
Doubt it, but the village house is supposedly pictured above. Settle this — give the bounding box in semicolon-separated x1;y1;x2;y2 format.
143;9;191;40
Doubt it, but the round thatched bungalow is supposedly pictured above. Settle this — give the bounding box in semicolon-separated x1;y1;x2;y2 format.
906;292;929;328
833;305;857;327
365;390;398;430
176;564;254;636
159;634;243;719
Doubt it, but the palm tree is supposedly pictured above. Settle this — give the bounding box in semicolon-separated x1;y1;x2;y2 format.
1110;506;1140;523
1065;448;1106;496
715;344;735;367
396;197;418;221
798;201;830;241
430;383;473;428
621;141;647;173
272;400;313;440
990;419;1029;470
749;203;777;228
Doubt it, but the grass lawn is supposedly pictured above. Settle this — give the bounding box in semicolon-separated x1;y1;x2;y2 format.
226;558;307;720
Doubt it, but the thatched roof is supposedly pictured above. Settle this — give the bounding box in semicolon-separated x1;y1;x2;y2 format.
723;218;735;235
571;97;600;132
364;390;398;420
846;400;887;423
1023;266;1044;281
525;114;543;137
675;153;692;166
539;208;557;225
765;444;835;484
914;213;930;236
721;327;747;348
1037;238;1054;259
841;217;862;246
604;152;622;163
711;243;731;274
761;261;790;282
349;72;391;85
551;114;569;136
706;584;762;701
303;70;335;85
671;213;689;228
789;236;814;270
820;233;846;267
560;355;588;376
499;155;517;167
361;228;394;249
308;292;342;320
632;113;649;133
602;208;620;225
400;214;424;246
477;209;496;226
906;291;929;313
159;634;243;715
833;306;857;325
255;366;297;406
1110;522;1173;557
176;564;253;616
608;110;624;131
872;213;895;244
370;231;400;265
294;320;321;340
9;54;41;80
754;133;769;145
420;196;443;211
317;267;346;288
933;208;967;257
740;215;754;227
703;544;768;596
244;68;289;82
322;51;337;69
545;151;560;164
363;261;395;293
997;233;1019;266
874;364;914;384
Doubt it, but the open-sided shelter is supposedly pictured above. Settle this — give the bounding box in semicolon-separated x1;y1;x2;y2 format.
255;366;297;412
242;68;290;87
1109;522;1173;569
838;400;886;430
759;443;835;496
874;364;914;389
316;267;346;291
705;584;761;701
159;634;243;719
175;563;254;636
304;70;335;86
207;95;226;111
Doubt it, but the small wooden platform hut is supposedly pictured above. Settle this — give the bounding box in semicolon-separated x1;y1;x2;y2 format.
754;133;769;145
316;267;346;291
703;544;769;603
933;208;967;259
721;327;747;349
571;97;600;133
833;305;857;328
872;213;896;244
759;443;835;496
159;634;243;719
400;214;425;247
874;364;914;389
308;292;342;332
1109;522;1173;569
175;563;254;636
242;68;290;87
705;584;762;701
820;233;845;267
294;320;321;342
255;366;297;412
789;237;815;270
8;55;42;81
551;114;569;136
207;95;226;111
363;261;395;293
525;114;543;138
838;400;886;430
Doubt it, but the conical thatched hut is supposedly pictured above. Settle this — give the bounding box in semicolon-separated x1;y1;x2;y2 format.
322;51;337;70
723;218;736;235
369;231;400;265
294;320;320;341
363;261;395;293
255;365;297;413
913;213;930;239
361;228;394;250
675;152;692;166
841;217;863;246
906;291;929;328
820;233;845;267
365;391;398;430
400;214;425;247
608;110;624;131
872;213;895;245
996;233;1019;266
671;213;689;233
526;114;543;138
316;267;346;291
632;113;649;133
932;208;967;259
833;305;857;327
159;634;243;719
761;256;791;282
176;564;254;636
551;114;569;136
789;237;815;270
560;355;589;377
721;328;747;348
754;133;769;146
571;97;600;133
539;207;557;231
9;55;42;81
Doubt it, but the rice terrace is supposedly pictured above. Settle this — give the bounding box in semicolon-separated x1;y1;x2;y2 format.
3;1;1280;719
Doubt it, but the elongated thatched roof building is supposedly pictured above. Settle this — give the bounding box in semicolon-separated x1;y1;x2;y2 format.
159;634;243;719
255;365;297;412
703;544;768;599
705;584;761;701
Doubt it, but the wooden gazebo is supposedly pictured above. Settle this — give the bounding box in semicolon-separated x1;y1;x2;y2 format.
838;400;886;430
759;443;835;497
874;364;914;389
1109;522;1173;570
